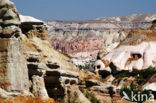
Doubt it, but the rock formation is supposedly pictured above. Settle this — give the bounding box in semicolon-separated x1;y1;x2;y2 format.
0;0;79;102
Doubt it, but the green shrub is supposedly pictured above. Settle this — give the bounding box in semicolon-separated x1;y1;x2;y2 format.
137;66;156;84
114;72;128;79
113;66;156;82
139;66;155;79
81;89;100;103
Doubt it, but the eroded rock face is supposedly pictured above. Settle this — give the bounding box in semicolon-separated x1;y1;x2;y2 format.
21;20;79;99
46;14;156;60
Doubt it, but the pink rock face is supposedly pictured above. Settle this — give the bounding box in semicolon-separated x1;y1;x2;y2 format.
47;14;156;60
51;38;104;59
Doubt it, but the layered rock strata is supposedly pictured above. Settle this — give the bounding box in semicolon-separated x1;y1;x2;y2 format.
46;14;156;60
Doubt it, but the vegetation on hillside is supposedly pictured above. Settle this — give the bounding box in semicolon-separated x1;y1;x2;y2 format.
81;89;100;103
113;66;156;82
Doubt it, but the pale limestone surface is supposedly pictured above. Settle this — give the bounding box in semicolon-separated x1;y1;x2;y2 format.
102;42;156;71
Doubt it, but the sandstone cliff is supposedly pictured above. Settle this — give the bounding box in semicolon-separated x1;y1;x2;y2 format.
0;0;79;102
